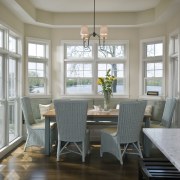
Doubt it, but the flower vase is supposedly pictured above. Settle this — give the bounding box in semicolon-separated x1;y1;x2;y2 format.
103;91;111;111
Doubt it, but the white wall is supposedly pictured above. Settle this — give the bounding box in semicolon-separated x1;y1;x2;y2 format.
51;27;140;99
0;2;24;34
24;22;179;100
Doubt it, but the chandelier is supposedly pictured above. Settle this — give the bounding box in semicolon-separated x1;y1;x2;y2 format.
80;0;108;49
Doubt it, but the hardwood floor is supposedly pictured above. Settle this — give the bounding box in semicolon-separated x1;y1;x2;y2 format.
0;142;164;180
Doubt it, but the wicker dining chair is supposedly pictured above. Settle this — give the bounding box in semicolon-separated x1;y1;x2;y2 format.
150;98;177;128
54;99;90;162
21;96;56;151
100;101;146;165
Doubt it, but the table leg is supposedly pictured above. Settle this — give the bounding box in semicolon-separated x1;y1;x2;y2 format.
143;117;152;157
45;117;50;155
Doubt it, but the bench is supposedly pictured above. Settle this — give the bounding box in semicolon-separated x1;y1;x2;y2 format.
138;158;180;179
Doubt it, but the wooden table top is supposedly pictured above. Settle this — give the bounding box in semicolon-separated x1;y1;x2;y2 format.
43;109;119;118
43;109;151;118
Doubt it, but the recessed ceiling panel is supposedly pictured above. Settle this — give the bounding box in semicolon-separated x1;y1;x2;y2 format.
29;0;161;13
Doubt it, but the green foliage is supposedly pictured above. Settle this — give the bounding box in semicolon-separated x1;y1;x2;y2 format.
66;78;91;87
146;78;162;86
29;77;44;87
97;69;116;94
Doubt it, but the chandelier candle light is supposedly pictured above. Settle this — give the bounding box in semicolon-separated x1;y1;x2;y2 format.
80;0;108;49
97;69;116;111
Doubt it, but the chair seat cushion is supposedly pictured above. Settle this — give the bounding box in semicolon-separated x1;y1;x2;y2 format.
150;120;164;128
101;127;117;136
150;123;164;128
31;121;56;129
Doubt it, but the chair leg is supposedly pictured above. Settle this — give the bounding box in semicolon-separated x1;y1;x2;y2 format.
82;141;85;162
87;132;91;154
138;166;144;180
118;144;123;165
100;148;103;157
56;140;61;161
137;142;143;158
24;134;30;151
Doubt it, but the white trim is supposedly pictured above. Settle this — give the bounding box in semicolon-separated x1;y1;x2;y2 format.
61;40;129;97
168;29;180;99
139;95;165;100
0;137;23;159
59;95;129;99
168;29;180;128
0;22;22;155
139;36;165;99
26;37;52;97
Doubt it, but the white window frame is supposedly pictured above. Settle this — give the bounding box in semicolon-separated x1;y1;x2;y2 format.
169;30;180;98
139;37;165;99
0;24;22;158
61;40;129;98
168;29;180;128
26;37;51;97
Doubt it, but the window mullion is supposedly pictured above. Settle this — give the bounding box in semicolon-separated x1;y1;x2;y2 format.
93;43;98;95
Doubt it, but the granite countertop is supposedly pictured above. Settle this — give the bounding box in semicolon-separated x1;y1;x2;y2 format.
143;128;180;171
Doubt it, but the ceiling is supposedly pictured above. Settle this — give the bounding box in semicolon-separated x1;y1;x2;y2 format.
29;0;161;13
1;0;180;28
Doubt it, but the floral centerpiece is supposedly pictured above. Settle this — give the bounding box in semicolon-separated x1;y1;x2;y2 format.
97;69;116;111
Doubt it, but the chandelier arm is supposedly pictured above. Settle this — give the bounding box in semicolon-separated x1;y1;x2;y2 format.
83;38;89;49
89;32;100;40
83;37;87;48
99;37;106;50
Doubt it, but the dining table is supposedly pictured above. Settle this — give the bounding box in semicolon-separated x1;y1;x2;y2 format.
143;128;180;171
44;109;151;156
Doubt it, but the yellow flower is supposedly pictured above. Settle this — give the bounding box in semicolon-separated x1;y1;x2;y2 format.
97;69;116;95
97;77;104;85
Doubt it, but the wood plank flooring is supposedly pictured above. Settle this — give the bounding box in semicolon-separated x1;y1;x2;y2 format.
0;142;164;180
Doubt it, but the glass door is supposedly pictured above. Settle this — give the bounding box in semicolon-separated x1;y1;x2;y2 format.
0;55;5;148
8;58;19;142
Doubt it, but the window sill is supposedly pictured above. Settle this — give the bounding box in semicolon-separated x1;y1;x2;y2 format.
138;95;165;100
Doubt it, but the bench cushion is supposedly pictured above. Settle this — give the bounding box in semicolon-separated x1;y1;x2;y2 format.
30;98;52;119
31;121;56;129
39;103;54;120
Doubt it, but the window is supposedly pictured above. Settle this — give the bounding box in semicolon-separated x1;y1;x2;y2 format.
146;43;163;57
169;33;179;98
66;63;93;94
63;41;129;96
0;55;3;98
8;58;17;98
140;38;165;97
28;43;45;57
0;101;5;148
0;25;22;151
27;38;50;95
0;29;3;48
9;35;17;53
169;32;179;127
0;55;4;149
8;100;18;142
